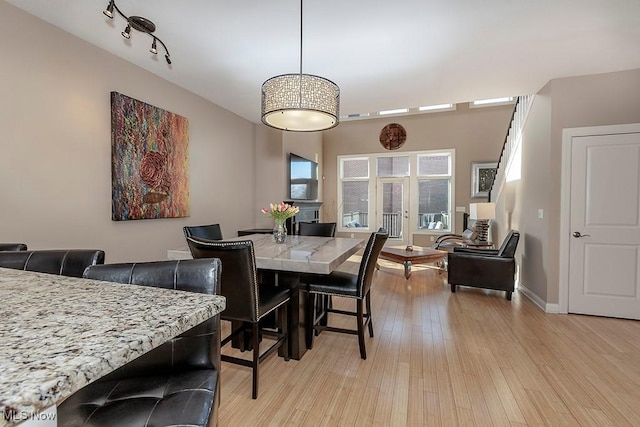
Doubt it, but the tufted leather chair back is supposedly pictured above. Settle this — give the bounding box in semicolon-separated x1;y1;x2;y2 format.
83;259;222;376
0;249;105;277
183;223;223;241
298;222;336;237
0;243;27;251
357;229;388;298
497;231;520;258
186;237;260;323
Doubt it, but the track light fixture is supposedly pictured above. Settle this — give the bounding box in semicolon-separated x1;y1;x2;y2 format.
102;0;172;65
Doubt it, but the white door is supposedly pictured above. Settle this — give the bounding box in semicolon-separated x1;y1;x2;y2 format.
376;178;409;245
568;131;640;319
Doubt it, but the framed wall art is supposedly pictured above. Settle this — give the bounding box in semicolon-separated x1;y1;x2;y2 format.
111;92;190;221
471;161;497;198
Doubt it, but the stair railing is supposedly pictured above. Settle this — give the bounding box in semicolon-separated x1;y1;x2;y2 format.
488;94;534;201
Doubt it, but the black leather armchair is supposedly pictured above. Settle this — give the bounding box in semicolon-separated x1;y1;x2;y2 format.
447;230;520;300
0;243;27;251
58;259;222;427
0;249;105;277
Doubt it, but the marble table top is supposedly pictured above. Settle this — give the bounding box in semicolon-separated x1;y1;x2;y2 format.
170;234;365;275
0;267;226;426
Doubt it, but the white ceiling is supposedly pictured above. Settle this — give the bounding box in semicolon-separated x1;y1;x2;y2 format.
7;0;640;124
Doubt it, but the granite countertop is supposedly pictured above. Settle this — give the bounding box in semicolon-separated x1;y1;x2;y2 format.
172;234;365;275
0;267;226;425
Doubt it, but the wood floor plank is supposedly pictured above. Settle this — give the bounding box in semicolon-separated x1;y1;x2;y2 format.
424;391;442;426
444;338;472;410
389;361;410;426
436;368;459;426
217;259;640;426
477;346;526;424
463;370;496;426
501;367;546;427
407;374;424;426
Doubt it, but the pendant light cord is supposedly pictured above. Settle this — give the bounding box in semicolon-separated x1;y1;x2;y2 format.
298;0;303;106
299;0;303;76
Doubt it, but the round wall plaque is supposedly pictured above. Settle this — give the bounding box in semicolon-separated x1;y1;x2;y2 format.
379;123;407;150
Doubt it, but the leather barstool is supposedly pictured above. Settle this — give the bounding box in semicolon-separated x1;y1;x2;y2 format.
58;259;222;426
301;229;388;360
186;237;290;399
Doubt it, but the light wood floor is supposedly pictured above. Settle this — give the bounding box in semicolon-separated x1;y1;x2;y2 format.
218;257;640;426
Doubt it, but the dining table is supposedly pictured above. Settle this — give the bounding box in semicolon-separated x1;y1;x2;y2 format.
168;233;365;360
0;267;226;427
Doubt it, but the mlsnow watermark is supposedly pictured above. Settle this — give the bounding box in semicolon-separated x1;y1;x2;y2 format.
3;410;57;422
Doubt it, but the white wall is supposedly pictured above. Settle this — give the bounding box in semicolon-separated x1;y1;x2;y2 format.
0;3;257;262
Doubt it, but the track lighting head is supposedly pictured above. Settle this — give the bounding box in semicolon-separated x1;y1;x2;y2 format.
102;1;172;65
121;24;131;39
103;1;114;18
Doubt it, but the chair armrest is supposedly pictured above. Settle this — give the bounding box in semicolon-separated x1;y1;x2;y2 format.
449;252;512;262
434;233;462;243
453;247;499;256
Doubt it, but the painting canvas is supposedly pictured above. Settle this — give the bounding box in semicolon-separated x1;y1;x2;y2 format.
471;161;497;198
111;92;190;220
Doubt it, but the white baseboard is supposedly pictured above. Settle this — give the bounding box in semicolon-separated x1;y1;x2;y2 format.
518;283;559;313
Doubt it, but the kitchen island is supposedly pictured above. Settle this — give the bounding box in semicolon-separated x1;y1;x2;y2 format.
0;267;225;426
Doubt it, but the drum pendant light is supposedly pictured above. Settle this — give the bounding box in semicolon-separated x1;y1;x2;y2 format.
261;0;340;132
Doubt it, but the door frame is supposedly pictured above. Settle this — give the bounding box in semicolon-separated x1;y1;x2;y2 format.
559;123;640;314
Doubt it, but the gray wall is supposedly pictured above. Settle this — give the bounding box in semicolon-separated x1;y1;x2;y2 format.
0;3;257;262
253;129;323;228
323;103;514;246
502;68;640;306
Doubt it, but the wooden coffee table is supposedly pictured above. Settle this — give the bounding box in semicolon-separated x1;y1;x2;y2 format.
379;246;448;279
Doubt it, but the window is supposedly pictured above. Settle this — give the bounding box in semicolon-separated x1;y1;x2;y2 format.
377;156;409;177
470;97;515;108
417;153;452;230
338;150;455;235
339;158;370;229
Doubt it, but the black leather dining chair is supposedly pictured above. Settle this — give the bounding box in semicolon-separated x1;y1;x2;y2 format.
0;243;27;251
298;222;336;237
0;249;105;277
183;223;223;241
298;222;337;323
301;229;388;360
186;236;290;399
57;259;222;427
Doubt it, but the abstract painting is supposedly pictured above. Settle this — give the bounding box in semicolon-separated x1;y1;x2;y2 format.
111;92;190;220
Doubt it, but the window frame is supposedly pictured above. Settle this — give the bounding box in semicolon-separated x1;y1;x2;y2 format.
337;149;456;235
338;156;373;231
